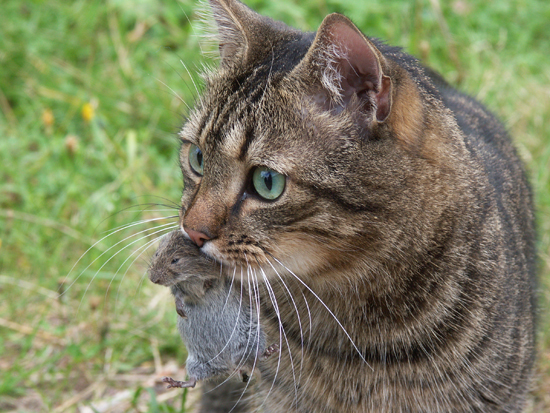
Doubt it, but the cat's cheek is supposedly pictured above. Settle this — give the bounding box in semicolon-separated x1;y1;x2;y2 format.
269;235;336;279
201;242;235;267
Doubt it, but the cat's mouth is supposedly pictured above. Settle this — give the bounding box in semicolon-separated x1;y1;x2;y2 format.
197;233;345;285
201;240;268;269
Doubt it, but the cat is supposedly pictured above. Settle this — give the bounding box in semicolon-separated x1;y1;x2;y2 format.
172;0;537;411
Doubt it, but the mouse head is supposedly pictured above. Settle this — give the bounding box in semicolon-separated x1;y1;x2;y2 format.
148;230;218;287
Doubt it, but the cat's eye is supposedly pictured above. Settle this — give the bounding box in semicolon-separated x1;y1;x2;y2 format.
188;144;204;175
171;258;180;264
252;167;286;200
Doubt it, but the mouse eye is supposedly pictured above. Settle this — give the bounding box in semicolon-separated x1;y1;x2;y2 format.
171;258;180;264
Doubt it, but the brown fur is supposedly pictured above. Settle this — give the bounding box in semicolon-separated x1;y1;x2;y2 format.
172;1;537;411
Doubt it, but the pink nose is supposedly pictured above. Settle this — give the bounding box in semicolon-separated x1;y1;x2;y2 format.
184;228;211;248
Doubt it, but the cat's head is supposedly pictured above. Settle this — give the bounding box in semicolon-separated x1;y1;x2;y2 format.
177;0;452;283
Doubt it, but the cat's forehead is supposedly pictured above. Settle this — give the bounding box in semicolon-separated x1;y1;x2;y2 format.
181;83;303;174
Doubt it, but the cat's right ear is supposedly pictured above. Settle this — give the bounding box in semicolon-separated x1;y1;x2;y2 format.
206;0;273;69
292;14;392;123
207;0;249;65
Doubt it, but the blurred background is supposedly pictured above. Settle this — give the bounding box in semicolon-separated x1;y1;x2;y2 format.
0;0;549;411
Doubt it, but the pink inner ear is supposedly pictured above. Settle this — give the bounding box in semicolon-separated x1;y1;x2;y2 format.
322;19;391;121
331;21;381;86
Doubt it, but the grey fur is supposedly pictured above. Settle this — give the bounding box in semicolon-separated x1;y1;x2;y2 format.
148;230;276;389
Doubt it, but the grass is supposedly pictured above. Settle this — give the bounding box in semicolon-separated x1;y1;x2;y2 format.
0;0;549;411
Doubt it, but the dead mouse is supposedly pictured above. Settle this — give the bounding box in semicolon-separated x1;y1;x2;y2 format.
148;230;278;389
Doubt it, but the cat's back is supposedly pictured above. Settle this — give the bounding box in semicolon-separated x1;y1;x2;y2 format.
427;68;537;294
413;64;538;411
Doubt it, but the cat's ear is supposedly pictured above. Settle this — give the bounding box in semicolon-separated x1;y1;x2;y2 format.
294;14;392;122
206;0;272;68
207;0;249;65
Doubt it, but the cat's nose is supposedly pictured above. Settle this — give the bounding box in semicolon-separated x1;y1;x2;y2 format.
184;228;211;248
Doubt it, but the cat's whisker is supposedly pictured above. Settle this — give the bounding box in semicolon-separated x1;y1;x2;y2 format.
99;214;179;235
154;77;191;111
179;58;203;105
207;265;252;390
131;194;182;210
248;260;265;374
106;226;172;303
75;223;178;315
228;261;264;412
161;56;200;106
299;285;313;344
119;229;175;308
204;267;243;366
267;253;374;371
221;266;237;314
263;257;306;391
94;200;179;233
238;263;256;370
256;263;285;411
61;216;178;296
177;4;205;56
264;258;301;406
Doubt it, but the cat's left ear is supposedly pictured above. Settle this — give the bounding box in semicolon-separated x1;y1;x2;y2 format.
293;14;392;122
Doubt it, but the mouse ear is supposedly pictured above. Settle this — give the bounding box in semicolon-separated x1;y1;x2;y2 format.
292;13;392;122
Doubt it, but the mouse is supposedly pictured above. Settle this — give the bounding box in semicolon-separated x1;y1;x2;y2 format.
148;229;278;389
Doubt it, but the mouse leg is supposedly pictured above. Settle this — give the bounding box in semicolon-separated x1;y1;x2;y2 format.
261;343;279;360
174;296;187;319
162;376;196;389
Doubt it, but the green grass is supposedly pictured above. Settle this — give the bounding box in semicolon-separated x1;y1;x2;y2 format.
1;0;549;411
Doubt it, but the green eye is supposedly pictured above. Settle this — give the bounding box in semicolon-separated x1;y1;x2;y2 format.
188;144;204;175
252;167;286;200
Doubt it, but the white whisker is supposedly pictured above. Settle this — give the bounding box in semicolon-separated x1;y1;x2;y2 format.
154;77;191;111
221;266;237;314
180;59;203;105
264;259;300;406
105;227;172;306
61;216;178;295
268;253;373;371
256;264;284;411
98;214;178;235
75;223;178;315
228;259;263;412
118;229;175;307
264;257;305;394
204;267;242;366
205;266;249;392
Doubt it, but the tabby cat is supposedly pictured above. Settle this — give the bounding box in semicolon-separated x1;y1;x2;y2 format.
174;0;537;411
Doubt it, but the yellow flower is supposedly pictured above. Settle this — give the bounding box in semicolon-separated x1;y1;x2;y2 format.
42;108;54;127
81;102;95;122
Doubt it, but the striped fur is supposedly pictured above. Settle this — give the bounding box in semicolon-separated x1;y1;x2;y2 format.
176;1;537;411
